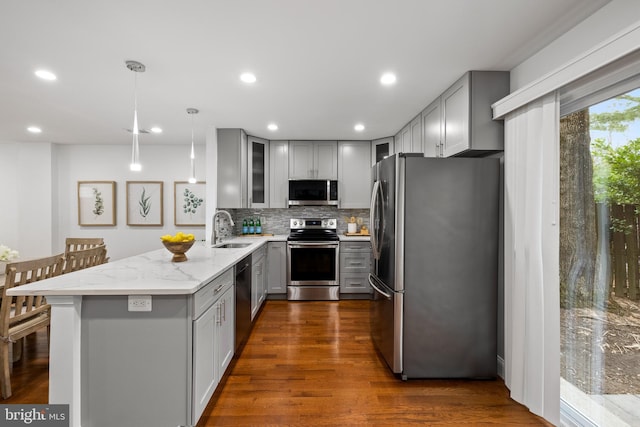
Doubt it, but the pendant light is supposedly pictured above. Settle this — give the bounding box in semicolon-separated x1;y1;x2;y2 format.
126;60;145;171
187;108;199;183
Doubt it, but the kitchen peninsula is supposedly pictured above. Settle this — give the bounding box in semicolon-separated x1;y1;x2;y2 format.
6;237;284;427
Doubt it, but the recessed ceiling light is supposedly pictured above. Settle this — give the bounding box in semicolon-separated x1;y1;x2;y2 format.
380;72;396;85
150;127;163;134
268;123;278;131
354;123;365;132
27;126;42;133
35;70;57;81
240;72;257;83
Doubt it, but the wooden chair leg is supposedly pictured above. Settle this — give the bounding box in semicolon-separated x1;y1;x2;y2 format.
1;341;12;399
12;339;23;362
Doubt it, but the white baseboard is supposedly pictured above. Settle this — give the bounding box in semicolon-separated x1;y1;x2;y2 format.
497;355;505;379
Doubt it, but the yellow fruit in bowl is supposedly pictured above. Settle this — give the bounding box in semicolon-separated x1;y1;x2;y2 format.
161;232;195;243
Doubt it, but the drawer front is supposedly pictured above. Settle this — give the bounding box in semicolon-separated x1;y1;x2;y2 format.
193;269;234;319
252;245;267;264
339;272;372;293
340;253;372;274
340;242;371;253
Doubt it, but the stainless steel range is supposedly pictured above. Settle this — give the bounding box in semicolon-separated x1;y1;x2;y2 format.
287;218;340;301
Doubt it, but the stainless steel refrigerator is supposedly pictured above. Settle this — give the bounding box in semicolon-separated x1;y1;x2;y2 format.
369;153;499;380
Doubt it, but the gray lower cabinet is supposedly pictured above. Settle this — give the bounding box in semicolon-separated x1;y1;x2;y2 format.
267;241;286;294
192;270;235;422
339;241;372;294
251;245;267;320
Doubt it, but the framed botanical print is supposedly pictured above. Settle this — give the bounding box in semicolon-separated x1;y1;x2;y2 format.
78;181;116;226
174;181;206;226
126;181;164;226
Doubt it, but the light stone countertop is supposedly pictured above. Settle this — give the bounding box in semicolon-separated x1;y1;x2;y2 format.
7;235;288;297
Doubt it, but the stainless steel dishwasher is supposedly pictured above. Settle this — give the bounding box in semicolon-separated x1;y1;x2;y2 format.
235;254;252;351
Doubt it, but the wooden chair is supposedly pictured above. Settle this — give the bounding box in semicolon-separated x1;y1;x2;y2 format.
0;253;65;399
64;237;104;254
63;245;108;273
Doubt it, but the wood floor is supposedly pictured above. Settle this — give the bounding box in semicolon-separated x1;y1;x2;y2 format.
198;300;552;426
5;300;552;426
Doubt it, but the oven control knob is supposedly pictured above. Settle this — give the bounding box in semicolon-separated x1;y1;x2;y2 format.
329;220;334;226
292;220;298;227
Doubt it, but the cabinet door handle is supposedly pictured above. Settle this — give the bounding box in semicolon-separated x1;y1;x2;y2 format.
222;300;226;321
216;305;222;325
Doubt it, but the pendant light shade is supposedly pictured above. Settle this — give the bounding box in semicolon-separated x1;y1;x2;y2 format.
187;108;199;184
126;60;145;171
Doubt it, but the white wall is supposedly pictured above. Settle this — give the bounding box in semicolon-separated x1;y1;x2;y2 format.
54;143;207;260
510;0;640;91
0;141;206;262
0;142;53;258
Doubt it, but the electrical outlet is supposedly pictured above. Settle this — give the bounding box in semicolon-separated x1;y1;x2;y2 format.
128;295;152;312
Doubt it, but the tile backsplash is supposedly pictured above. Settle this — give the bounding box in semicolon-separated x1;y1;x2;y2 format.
214;207;370;239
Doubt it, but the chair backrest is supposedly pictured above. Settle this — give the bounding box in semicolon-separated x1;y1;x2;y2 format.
63;245;108;273
1;254;65;333
64;237;104;254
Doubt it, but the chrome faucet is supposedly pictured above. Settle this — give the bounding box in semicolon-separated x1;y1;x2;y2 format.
211;210;235;245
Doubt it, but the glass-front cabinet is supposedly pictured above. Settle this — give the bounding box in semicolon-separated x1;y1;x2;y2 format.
372;137;393;165
248;136;269;208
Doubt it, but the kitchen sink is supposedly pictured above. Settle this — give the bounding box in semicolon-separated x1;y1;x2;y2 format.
214;243;252;249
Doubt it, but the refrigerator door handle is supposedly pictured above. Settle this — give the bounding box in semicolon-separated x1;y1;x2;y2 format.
370;180;383;260
369;273;400;299
369;274;391;298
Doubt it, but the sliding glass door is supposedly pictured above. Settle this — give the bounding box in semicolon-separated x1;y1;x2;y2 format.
560;87;640;426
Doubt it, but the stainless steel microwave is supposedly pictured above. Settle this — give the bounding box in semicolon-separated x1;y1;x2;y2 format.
288;180;338;206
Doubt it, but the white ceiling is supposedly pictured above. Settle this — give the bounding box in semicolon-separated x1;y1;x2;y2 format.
0;0;610;146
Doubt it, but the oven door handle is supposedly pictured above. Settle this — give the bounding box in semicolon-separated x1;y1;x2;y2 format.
288;242;339;248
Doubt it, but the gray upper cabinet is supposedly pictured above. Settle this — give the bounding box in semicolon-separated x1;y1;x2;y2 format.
410;115;422;154
441;71;509;157
372;136;393;165
338;141;371;208
394;125;411;154
421;97;441;158
248;135;269;208
217;129;248;208
289;140;313;178
269;140;289;208
394;115;423;155
289;140;337;179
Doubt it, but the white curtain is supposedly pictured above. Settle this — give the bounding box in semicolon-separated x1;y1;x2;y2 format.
504;91;560;425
